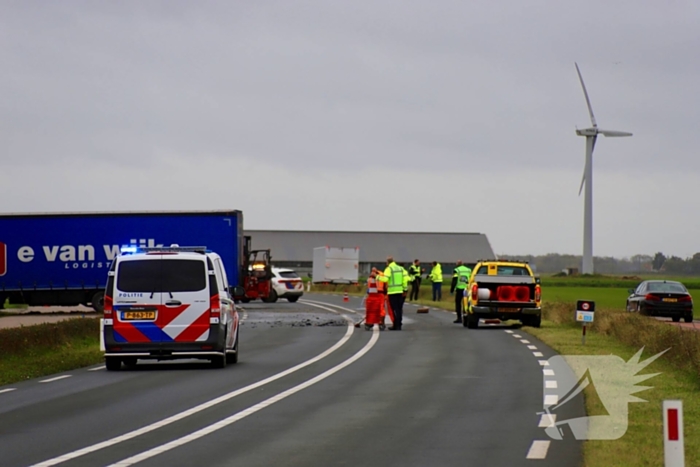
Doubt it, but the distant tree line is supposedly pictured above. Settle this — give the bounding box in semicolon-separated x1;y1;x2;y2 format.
498;252;700;275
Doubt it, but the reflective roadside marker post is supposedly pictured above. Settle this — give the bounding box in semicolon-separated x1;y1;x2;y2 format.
575;300;595;345
664;400;685;466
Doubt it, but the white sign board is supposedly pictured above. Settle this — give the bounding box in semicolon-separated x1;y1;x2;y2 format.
576;311;595;323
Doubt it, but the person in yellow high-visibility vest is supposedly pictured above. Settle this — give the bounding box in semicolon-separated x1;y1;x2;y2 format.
377;256;406;331
428;261;443;301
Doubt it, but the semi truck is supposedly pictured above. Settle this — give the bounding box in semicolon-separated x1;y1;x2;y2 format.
0;210;245;312
312;246;359;284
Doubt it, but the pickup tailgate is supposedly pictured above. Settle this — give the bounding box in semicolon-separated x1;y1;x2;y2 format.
471;275;538;308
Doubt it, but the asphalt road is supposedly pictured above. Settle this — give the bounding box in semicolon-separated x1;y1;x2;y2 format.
0;294;583;467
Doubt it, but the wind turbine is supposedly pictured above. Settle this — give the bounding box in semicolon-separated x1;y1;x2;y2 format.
574;63;632;274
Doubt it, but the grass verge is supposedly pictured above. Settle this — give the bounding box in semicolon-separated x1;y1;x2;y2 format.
0;318;103;386
525;304;699;466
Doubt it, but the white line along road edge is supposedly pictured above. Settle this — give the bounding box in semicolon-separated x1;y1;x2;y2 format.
31;302;357;467
109;326;382;466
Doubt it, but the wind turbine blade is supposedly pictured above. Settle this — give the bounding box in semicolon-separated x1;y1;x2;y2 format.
600;129;633;137
575;63;598;128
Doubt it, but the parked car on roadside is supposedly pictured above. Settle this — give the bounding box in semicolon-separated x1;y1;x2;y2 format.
626;280;693;323
270;267;304;303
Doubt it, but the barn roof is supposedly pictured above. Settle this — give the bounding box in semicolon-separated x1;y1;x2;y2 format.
244;230;496;263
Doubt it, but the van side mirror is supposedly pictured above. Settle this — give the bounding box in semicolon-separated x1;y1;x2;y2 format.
535;276;541;284
230;285;246;297
628;288;635;294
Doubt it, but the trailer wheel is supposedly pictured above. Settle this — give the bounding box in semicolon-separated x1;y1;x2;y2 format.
287;296;299;303
91;291;105;314
466;315;479;329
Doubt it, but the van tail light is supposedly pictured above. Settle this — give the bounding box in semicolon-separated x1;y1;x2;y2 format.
104;294;113;318
645;294;661;301
210;293;221;323
679;295;692;302
534;285;541;303
471;283;478;302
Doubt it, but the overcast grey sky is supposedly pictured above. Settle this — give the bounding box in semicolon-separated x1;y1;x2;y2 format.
2;1;699;258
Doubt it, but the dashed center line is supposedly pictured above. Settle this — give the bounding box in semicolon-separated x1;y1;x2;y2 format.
526;440;551;459
505;330;514;334
39;375;72;383
544;394;559;406
533;351;544;357
520;339;530;344
527;345;538;350
545;380;558;389
539;360;550;366
512;334;522;338
538;413;557;427
0;388;17;394
88;366;105;372
543;369;555;376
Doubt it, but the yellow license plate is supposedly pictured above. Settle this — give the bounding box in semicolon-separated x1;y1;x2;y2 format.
123;311;156;320
662;298;678;303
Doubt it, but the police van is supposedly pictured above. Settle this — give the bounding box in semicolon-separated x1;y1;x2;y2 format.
102;245;244;370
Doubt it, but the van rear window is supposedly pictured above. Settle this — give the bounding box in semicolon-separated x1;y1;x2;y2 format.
117;259;206;292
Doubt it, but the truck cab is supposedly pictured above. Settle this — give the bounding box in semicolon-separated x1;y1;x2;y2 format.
462;260;542;329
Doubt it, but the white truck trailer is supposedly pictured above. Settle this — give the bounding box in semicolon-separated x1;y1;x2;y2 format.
312;246;359;284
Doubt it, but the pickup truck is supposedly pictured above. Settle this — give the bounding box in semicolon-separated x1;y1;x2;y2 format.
462;260;542;329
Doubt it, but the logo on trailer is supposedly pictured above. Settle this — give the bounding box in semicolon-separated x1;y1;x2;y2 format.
0;242;6;276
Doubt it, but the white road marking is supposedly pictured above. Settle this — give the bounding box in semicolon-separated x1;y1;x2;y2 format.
512;334;522;338
539;360;550;366
0;388;17;394
533;351;544;357
526;440;551;459
108;326;382;466
520;339;530;344
88;366;105;372
527;345;538;350
538;413;556;428
30;302;356;467
545;380;558;389
543;369;555;376
544;395;559;406
39;375;72;383
505;330;514;334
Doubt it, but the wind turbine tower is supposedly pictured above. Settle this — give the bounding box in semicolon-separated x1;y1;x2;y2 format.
574;63;632;274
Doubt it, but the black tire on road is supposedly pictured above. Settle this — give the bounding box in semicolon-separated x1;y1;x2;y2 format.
287;295;300;303
262;289;278;303
91;291;105;314
525;315;542;328
466;315;479;329
105;357;122;371
672;315;681;323
122;357;137;368
685;313;694;323
226;328;239;365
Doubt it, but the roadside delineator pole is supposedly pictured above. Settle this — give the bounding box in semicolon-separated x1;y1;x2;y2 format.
575;300;595;345
343;291;349;302
663;400;685;466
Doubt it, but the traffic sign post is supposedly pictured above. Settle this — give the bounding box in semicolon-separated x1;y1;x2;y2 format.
575;300;595;345
663;400;685;466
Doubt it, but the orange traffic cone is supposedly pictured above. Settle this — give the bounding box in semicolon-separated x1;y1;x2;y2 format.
343;292;349;302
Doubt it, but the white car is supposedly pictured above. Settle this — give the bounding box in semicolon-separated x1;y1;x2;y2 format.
270;267;304;303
